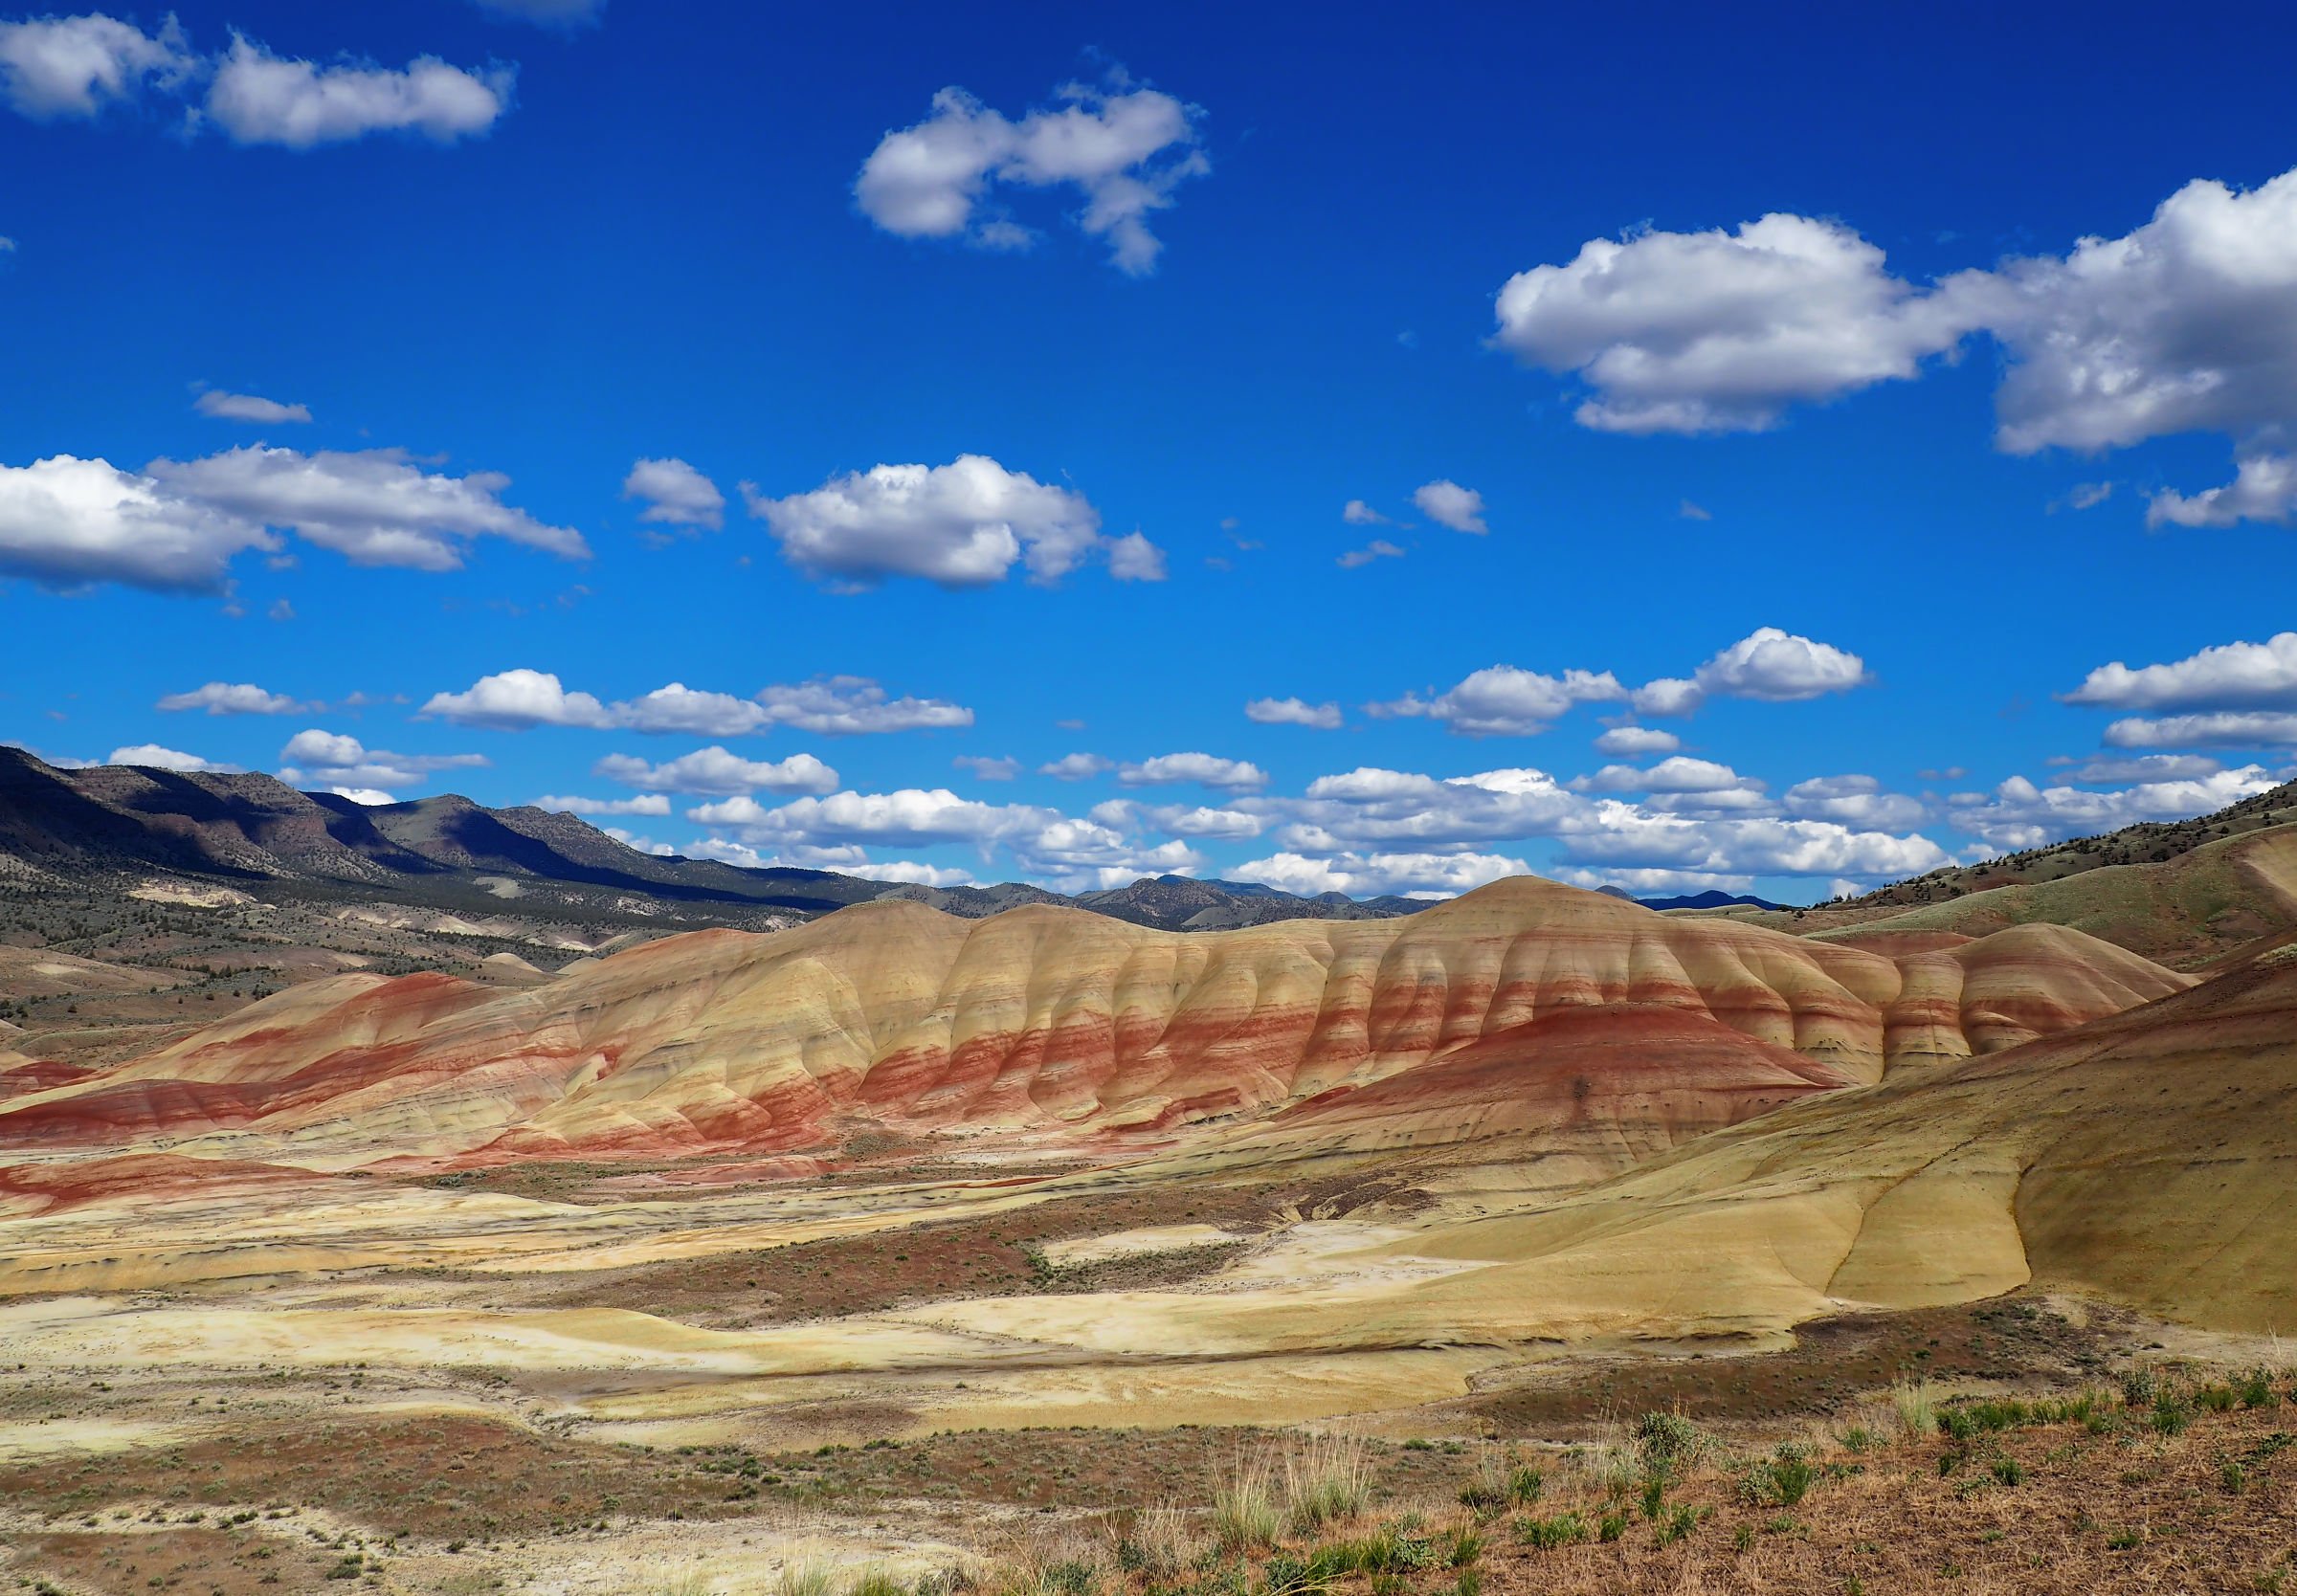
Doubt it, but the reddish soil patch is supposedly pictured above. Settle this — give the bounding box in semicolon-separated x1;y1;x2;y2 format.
16;1525;346;1596
0;1412;746;1544
527;1173;1426;1327
1453;1297;2120;1435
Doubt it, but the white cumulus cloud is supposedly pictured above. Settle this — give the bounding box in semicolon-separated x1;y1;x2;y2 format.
107;743;238;773
622;457;724;531
203;35;513;148
1593;725;1681;756
0;12;190;118
156;681;309;716
147;445;587;571
746;454;1142;587
2101;712;2297;749
855;75;1206;275
1236;850;1530;900
1412;479;1487;534
2064;632;2297;713
1245;697;1342;729
195;389;311;425
1337;539;1404;569
1947;767;2279;851
1494;165;2297;521
421;670;970;736
1117;752;1268;789
534;793;671;817
1690;626;1871;703
278;729;486;793
593;746;839;797
1371;666;1627;737
0;454;277;591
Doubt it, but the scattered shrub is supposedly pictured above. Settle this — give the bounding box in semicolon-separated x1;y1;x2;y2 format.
1283;1437;1371;1532
1214;1460;1282;1552
1513;1512;1586;1551
1655;1504;1707;1546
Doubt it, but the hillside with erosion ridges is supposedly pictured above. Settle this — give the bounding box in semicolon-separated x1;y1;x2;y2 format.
1740;819;2297;968
0;877;2191;1181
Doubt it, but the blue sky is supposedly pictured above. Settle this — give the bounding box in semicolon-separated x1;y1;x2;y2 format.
4;0;2296;900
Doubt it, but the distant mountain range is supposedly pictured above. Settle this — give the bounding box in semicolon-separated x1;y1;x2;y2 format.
1595;885;1789;912
0;745;1428;936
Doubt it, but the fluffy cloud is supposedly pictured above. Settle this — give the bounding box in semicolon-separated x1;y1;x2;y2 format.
1134;803;1263;840
682;785;1209;893
148;446;586;571
1948;767;2279;850
2101;712;2297;749
1781;773;1929;830
2147;454;2297;529
1245;697;1342;729
156;681;309;716
1372;666;1626;737
1372;631;1866;737
951;754;1021;781
278;729;486;793
622;457;724;531
1578;756;1758;794
1412;479;1487;534
1337;539;1403;569
534;793;671;817
195;389;311;425
0;447;583;590
747;454;1147;587
0;14;511;148
855;76;1207;275
690;787;1020;850
0;12;190;118
1236;850;1530;899
1265;762;1944;888
1493;212;1974;433
2065;632;2297;714
0;454;278;591
2049;754;2224;785
1593;725;1681;756
591;747;838;796
203;37;512;148
1493;166;2297;519
1556;807;1951;880
1039;752;1112;781
107;743;237;773
1341;499;1391;525
1117;752;1268;789
422;670;970;736
423;669;610;729
755;676;973;735
1690;627;1870;702
1628;677;1705;717
1104;529;1168;582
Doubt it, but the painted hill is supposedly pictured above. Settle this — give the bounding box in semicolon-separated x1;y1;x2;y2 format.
1371;943;2297;1341
0;876;2188;1177
1775;824;2297;969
